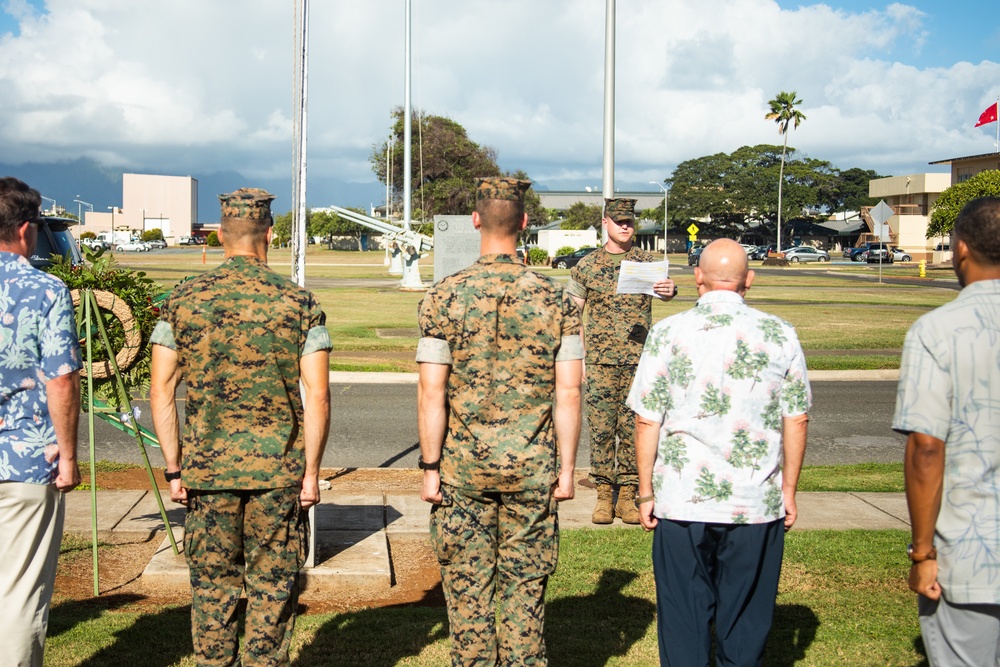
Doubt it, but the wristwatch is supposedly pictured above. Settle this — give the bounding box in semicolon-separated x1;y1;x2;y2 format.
163;469;181;483
907;543;937;563
417;456;440;471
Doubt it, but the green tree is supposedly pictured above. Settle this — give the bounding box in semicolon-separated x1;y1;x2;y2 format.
928;170;1000;237
141;229;164;242
824;167;884;214
765;91;806;251
311;207;370;250
272;211;292;247
206;231;220;247
370;108;501;220
560;202;602;231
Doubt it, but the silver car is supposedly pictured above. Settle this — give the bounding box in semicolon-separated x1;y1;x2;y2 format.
783;246;830;263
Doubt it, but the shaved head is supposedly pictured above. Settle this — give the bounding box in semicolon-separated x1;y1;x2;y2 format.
694;239;754;296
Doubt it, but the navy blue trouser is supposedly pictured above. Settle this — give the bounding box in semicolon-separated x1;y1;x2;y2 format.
652;518;784;667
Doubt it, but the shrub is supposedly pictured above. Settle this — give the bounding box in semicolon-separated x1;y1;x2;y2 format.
141;229;164;242
555;245;577;257
528;248;549;265
207;231;221;246
80;231;97;240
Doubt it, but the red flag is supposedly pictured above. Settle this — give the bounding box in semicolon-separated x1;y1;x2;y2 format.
975;102;998;127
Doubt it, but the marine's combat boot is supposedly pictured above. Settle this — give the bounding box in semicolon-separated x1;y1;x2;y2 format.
615;485;640;524
592;484;614;524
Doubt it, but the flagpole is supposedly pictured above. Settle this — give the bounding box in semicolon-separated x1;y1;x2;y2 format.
995;98;998;152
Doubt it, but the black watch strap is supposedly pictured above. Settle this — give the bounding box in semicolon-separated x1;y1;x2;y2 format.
418;456;440;471
163;469;182;482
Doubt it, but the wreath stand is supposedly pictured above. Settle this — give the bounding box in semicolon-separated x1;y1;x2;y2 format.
73;288;179;596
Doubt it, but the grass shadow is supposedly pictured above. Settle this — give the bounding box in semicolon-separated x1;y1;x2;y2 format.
765;603;820;666
546;569;656;666
292;586;448;666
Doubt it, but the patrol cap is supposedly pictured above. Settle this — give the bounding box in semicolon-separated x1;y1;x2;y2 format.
218;188;275;222
605;198;637;222
475;177;532;203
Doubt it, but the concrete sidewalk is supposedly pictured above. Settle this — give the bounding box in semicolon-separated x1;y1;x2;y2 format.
63;478;909;597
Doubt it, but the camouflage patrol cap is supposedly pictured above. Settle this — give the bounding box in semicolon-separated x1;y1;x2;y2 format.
218;188;275;221
605;198;637;222
475;177;532;203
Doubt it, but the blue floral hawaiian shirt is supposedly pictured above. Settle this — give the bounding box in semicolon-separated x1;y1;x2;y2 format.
0;251;80;484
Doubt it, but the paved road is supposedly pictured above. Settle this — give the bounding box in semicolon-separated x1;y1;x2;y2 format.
81;378;905;470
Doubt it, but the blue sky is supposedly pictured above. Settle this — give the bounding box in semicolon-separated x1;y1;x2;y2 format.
1;0;999;209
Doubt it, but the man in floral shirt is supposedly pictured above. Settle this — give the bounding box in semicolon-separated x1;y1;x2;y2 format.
0;177;81;666
627;238;810;666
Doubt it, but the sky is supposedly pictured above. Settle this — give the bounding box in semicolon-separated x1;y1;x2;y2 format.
1;0;999;210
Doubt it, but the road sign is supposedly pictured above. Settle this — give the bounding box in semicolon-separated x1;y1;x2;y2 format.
687;223;700;235
689;234;697;242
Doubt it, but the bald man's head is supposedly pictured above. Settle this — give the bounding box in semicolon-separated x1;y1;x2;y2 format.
694;239;754;296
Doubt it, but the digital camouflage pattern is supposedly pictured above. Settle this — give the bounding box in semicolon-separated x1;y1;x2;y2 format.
430;485;558;666
627;290;811;524
185;487;307;666
567;246;658;366
586;364;638;487
151;255;330;491
218;188;275;222
416;254;582;493
604;197;636;221
475;177;532;202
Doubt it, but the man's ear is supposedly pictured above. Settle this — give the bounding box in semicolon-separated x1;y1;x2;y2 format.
744;269;756;293
519;213;528;232
472;211;482;230
217;227;225;244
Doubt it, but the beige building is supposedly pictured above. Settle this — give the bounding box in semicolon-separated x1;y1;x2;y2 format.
930;151;1000;184
867;173;951;262
82;173;198;246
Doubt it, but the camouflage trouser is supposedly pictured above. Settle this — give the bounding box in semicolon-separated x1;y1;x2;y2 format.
430;485;558;666
184;487;307;667
586;363;638;487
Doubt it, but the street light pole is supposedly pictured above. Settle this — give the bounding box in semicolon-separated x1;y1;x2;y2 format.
649;181;669;257
41;196;56;214
74;198;93;224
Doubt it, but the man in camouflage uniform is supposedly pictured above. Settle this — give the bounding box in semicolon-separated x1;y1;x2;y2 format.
150;188;332;667
417;177;583;665
567;198;676;524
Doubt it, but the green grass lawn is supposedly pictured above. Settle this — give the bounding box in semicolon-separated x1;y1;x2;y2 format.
43;528;921;666
107;248;959;373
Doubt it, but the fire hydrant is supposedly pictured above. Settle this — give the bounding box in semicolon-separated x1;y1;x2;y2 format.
919;259;926;278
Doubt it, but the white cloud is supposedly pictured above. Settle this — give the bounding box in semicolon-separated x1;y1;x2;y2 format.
0;0;998;198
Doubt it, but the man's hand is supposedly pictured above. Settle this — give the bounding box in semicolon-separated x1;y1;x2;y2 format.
54;457;80;492
652;278;677;300
553;468;575;501
909;560;941;599
421;470;442;504
638;498;658;531
169;478;188;504
783;490;797;531
299;474;320;509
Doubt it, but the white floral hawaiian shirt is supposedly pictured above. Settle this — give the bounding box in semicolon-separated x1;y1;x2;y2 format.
893;279;1000;604
627;290;811;524
0;251;80;484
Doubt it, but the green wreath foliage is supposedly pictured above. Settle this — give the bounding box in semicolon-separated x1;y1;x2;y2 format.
47;246;165;408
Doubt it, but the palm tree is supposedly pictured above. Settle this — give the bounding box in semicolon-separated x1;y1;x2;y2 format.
765;91;806;253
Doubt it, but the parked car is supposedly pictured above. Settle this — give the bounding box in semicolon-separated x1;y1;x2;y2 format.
847;242;892;262
145;239;167;249
688;245;706;266
891;248;912;262
749;244;774;260
783;246;831;263
179;236;203;245
29;216;84;269
79;237;105;251
116;240;149;252
551;246;597;269
866;243;895;264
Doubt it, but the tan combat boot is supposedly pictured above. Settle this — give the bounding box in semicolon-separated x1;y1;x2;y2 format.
592;484;614;524
615;486;640;524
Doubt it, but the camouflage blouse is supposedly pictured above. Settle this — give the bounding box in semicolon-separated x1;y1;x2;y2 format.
567;246;659;366
152;256;331;491
416;254;583;492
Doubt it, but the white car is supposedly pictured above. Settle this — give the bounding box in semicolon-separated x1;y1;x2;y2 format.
116;240;149;252
783;246;831;263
